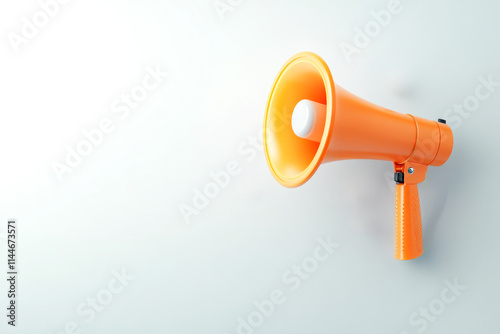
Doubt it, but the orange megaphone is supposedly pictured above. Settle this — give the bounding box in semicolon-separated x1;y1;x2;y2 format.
263;52;453;260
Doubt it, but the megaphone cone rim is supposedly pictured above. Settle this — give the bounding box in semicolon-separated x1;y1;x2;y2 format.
263;52;335;187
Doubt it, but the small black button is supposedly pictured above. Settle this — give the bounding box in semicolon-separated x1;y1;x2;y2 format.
438;118;447;124
394;172;404;184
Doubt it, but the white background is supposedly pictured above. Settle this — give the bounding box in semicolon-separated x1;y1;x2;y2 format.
0;0;499;333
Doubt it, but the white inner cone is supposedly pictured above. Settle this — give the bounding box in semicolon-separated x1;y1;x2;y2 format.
291;99;326;142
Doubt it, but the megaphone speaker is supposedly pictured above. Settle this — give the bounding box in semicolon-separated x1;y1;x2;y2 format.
263;52;453;260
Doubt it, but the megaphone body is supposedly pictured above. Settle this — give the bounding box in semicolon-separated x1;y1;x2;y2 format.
263;52;453;260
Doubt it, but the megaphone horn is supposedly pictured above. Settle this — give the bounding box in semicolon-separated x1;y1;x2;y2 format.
263;52;453;260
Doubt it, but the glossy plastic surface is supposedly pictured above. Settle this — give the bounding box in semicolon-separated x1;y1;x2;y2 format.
263;52;454;260
395;183;423;260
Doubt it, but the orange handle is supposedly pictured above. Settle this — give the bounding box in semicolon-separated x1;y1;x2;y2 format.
394;183;423;260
